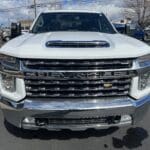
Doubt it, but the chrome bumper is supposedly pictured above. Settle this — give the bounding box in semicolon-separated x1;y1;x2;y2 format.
0;95;150;131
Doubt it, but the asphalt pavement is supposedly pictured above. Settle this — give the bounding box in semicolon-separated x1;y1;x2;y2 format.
0;109;149;150
0;40;149;150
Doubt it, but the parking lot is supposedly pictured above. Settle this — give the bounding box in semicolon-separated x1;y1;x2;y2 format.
0;41;149;150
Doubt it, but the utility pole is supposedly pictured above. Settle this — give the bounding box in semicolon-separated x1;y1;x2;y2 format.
34;0;37;18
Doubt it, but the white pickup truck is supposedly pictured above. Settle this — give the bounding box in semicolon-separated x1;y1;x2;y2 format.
0;10;150;131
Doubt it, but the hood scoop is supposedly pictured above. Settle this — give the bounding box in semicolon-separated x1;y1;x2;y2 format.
46;40;110;48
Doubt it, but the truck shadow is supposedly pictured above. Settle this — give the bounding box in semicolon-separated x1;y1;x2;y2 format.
4;120;149;149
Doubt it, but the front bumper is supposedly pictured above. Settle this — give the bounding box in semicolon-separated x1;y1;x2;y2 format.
0;95;150;131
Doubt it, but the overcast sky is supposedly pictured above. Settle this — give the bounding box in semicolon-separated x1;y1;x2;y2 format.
0;0;126;26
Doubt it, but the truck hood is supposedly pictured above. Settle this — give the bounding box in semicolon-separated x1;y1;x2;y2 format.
0;32;150;59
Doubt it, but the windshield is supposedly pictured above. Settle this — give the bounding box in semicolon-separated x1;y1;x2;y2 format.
32;12;116;34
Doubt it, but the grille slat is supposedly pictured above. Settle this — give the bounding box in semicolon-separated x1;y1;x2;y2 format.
24;60;130;66
25;79;131;86
35;116;121;125
27;91;129;98
26;85;130;92
23;59;133;70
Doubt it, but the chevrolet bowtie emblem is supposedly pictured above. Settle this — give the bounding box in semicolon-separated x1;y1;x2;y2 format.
103;83;113;88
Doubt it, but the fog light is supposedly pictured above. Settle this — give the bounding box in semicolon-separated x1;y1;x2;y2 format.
23;117;35;124
121;115;132;122
1;74;16;92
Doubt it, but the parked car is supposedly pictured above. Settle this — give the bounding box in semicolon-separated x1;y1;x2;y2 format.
114;23;145;41
0;29;3;45
113;23;126;34
129;24;145;41
0;10;150;131
2;29;11;42
144;26;150;41
0;28;11;42
0;29;3;39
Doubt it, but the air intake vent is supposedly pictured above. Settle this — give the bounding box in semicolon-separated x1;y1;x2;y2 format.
46;40;110;48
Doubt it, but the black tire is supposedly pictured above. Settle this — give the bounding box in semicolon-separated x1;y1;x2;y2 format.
4;37;10;42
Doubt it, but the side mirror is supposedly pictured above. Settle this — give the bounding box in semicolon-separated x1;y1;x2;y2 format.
113;24;126;34
114;23;130;35
11;22;22;39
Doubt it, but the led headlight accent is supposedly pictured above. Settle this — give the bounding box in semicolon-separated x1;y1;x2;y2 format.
0;74;26;102
137;54;150;68
0;54;20;71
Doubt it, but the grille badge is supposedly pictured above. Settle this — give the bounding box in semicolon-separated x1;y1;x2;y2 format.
103;83;113;89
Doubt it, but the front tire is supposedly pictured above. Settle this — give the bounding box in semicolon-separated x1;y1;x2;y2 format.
5;37;10;42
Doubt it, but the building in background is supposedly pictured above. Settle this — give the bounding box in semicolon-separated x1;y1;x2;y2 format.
19;20;33;33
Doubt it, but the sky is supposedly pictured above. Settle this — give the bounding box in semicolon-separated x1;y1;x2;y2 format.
0;0;126;26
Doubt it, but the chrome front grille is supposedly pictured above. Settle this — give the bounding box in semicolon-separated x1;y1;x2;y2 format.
25;77;132;98
22;59;133;70
23;59;134;99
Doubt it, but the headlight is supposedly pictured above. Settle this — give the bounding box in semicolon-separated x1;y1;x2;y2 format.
0;54;25;101
139;71;150;90
0;74;26;102
137;54;150;68
130;54;150;99
1;74;16;92
0;54;20;71
137;54;150;90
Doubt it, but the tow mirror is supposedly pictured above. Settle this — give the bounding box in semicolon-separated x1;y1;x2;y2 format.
11;22;21;38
